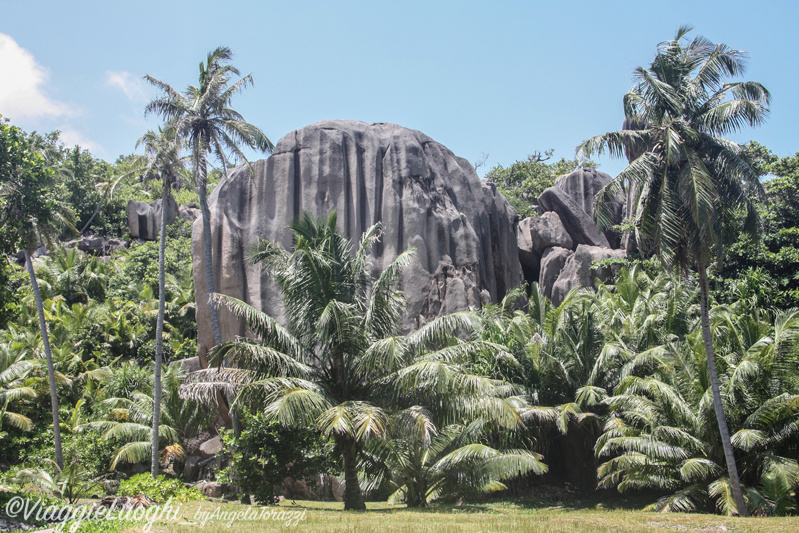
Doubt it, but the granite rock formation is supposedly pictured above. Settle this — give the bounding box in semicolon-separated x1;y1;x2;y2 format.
518;167;627;301
193;120;523;363
127;196;177;240
127;198;200;240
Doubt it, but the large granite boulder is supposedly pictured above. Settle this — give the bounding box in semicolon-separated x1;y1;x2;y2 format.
538;187;610;248
193;120;523;363
550;245;626;306
552;168;624;248
127;195;178;240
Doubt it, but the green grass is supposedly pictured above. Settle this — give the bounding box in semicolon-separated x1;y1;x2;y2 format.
111;498;799;532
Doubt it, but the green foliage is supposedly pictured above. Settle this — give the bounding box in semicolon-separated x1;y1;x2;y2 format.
483;150;586;218
182;212;532;509
217;410;336;504
0;116;73;253
118;473;202;502
720;143;799;308
108;218;195;303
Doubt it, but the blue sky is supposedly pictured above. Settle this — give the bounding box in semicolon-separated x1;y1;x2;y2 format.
1;1;797;178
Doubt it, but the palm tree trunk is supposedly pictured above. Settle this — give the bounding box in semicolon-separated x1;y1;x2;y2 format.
196;138;241;436
697;261;749;517
341;437;365;510
24;249;63;470
151;180;170;476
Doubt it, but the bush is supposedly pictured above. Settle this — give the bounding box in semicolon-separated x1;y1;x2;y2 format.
217;410;337;504
118;474;202;503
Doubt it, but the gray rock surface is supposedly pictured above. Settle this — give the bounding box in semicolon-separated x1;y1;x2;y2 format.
64;236;127;256
517;212;573;280
554;168;611;220
127;195;178;240
179;204;200;222
198;435;223;459
553;168;624;248
538;187;610;248
550;245;626;306
193;120;522;363
538;246;573;300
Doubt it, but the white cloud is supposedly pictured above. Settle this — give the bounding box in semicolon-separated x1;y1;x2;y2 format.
58;127;104;154
106;70;149;103
0;33;70;120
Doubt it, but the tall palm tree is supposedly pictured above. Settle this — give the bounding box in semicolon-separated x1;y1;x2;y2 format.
181;213;525;510
144;46;273;351
1;118;74;469
577;27;770;515
136;127;184;476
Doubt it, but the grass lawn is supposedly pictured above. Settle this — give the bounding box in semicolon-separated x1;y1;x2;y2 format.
111;497;799;532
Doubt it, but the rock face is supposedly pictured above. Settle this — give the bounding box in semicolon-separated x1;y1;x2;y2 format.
127;198;199;240
538;187;610;248
193;120;523;363
550;245;626;306
539;247;573;300
64;236;127;256
127;196;178;240
554;167;623;247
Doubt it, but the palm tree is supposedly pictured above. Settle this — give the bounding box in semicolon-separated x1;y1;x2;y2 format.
1;118;74;469
0;342;37;437
136;127;185;476
596;307;799;515
144;46;273;351
181;213;526;510
577;27;770;516
362;408;546;507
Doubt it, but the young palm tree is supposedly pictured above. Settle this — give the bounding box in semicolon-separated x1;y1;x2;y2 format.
136;127;185;476
0;343;37;437
577;27;770;516
361;408;546;507
144;46;273;351
181;213;525;510
596;308;799;515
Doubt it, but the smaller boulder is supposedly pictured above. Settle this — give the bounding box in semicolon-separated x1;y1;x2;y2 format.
550;245;626;306
127;196;178;241
196;482;224;498
198;436;223;460
178;204;200;222
183;456;201;481
539;247;573;300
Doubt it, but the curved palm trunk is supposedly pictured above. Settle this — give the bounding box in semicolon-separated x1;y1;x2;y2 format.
697;262;749;517
24;249;63;470
79;184;111;234
151;179;170;476
196;139;241;435
341;437;365;510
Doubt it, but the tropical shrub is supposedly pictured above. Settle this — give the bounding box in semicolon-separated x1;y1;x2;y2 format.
118;473;202;502
217;410;336;504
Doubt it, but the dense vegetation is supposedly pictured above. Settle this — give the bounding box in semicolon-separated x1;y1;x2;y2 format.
2;28;799;524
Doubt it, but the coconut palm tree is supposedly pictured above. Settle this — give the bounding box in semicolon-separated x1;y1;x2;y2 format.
1;118;74;469
136;127;185;476
577;26;770;516
144;46;273;351
181;213;527;510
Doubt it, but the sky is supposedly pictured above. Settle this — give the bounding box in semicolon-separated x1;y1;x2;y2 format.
1;0;798;179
